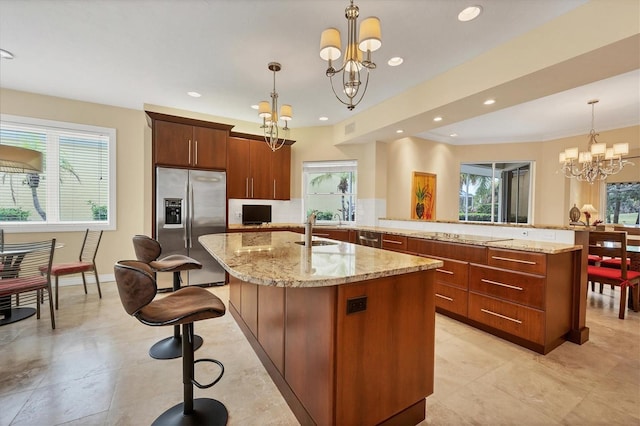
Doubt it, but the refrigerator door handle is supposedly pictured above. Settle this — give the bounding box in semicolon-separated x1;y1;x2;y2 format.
189;182;194;249
183;182;189;249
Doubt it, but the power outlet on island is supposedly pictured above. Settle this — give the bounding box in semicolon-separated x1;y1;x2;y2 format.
346;296;367;315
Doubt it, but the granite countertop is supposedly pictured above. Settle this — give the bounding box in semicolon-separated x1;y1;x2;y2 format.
227;224;582;254
199;231;442;288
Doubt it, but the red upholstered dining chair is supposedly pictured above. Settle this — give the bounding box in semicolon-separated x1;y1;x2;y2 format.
46;229;103;309
587;231;640;319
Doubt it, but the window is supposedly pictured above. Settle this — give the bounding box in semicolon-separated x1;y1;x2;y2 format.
0;115;116;232
604;181;640;225
303;160;357;223
459;161;533;224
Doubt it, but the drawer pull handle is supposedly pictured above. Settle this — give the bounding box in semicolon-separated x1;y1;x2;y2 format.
481;308;522;324
313;233;330;237
436;268;454;275
359;236;379;243
382;239;403;245
436;294;453;301
491;255;537;265
481;278;523;291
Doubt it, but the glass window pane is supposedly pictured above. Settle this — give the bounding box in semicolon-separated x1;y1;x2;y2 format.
605;182;640;224
303;161;357;223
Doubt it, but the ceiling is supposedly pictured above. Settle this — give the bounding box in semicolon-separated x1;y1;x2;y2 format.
0;0;638;145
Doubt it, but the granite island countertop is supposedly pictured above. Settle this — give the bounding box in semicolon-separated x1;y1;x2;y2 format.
199;231;443;288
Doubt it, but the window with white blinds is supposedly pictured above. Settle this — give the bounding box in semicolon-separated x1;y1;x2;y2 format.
0;115;116;232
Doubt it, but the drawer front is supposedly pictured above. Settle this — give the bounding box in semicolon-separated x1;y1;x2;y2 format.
468;292;545;344
421;240;486;264
434;283;468;317
487;248;546;275
381;234;408;252
434;257;469;290
469;265;545;309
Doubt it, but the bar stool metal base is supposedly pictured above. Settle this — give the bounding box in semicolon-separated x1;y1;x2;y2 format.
149;334;203;360
151;398;228;426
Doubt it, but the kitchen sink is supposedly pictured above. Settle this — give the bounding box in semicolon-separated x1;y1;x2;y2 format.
294;240;338;246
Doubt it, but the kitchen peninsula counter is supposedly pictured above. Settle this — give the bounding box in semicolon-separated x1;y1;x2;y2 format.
200;231;442;426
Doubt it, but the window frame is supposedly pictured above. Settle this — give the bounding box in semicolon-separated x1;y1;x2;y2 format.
302;160;357;225
0;114;117;233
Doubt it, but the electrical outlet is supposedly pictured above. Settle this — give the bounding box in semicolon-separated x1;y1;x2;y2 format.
346;296;367;314
520;230;528;237
236;211;242;218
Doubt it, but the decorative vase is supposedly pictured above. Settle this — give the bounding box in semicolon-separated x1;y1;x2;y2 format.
416;203;425;219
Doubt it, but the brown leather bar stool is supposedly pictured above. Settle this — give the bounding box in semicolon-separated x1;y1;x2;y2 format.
114;260;227;425
132;234;203;359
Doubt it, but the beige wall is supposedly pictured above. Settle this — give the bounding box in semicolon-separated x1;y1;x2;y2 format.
1;88;638;278
1;88;146;276
386;125;640;225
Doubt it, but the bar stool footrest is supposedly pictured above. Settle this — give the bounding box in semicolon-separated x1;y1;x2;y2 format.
149;335;203;360
193;358;224;389
151;398;228;426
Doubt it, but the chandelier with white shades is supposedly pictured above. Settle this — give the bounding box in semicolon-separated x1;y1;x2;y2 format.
319;0;381;110
559;100;633;184
258;62;292;152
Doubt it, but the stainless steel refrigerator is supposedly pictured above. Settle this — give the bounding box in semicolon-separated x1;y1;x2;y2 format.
155;167;226;288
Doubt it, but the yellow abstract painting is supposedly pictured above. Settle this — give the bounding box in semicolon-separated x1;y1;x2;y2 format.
411;172;436;220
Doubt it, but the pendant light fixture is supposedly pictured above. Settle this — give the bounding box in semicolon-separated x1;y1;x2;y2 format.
319;0;382;110
559;100;633;183
258;62;292;152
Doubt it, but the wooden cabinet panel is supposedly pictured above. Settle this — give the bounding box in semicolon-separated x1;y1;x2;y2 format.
433;256;469;289
411;238;487;264
192;126;227;169
229;274;241;311
487;248;546;275
272;144;291;200
434;283;468;317
468;292;545;344
258;286;285;374
154;120;192;167
381;234;408;252
227;137;251;198
227;136;291;200
313;229;351;242
469;264;545;309
240;282;258;337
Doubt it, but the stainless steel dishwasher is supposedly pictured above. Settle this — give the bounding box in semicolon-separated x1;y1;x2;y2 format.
356;230;382;248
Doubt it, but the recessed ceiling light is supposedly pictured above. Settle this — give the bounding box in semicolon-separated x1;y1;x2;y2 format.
388;57;403;67
450;133;458;137
251;104;259;110
187;91;202;98
433;116;443;122
396;129;404;134
0;49;14;59
458;6;482;22
319;116;329;121
483;99;495;105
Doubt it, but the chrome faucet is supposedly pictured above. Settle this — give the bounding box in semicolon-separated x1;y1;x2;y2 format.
332;212;342;225
305;211;317;247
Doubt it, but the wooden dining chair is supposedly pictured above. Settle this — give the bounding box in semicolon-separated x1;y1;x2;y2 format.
587;231;640;319
45;229;103;309
0;239;56;328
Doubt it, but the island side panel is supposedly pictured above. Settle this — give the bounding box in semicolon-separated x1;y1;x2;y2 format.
258;285;285;374
285;286;337;426
335;270;435;425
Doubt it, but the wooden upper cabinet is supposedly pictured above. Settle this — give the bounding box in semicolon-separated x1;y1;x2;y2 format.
227;135;292;200
149;113;230;170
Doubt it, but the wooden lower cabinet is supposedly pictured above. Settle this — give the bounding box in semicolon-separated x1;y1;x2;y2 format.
434;283;468;317
228;270;435;426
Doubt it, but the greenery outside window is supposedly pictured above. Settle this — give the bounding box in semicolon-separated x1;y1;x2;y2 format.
0;115;116;232
303;160;357;224
459;161;532;224
604;181;639;225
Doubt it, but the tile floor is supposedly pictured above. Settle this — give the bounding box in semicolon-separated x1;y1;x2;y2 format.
0;282;638;426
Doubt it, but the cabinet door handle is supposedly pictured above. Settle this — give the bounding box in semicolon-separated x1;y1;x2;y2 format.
382;239;403;245
436;268;454;275
273;180;276;199
245;178;249;198
313;233;330;237
481;308;522;324
436;293;453;302
194;140;198;165
491;255;537;265
251;178;254;198
358;236;379;243
188;139;192;164
481;278;523;291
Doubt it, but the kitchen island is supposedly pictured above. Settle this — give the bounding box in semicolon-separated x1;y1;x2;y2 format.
199;231;442;426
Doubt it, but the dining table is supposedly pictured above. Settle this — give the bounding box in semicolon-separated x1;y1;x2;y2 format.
0;241;62;326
